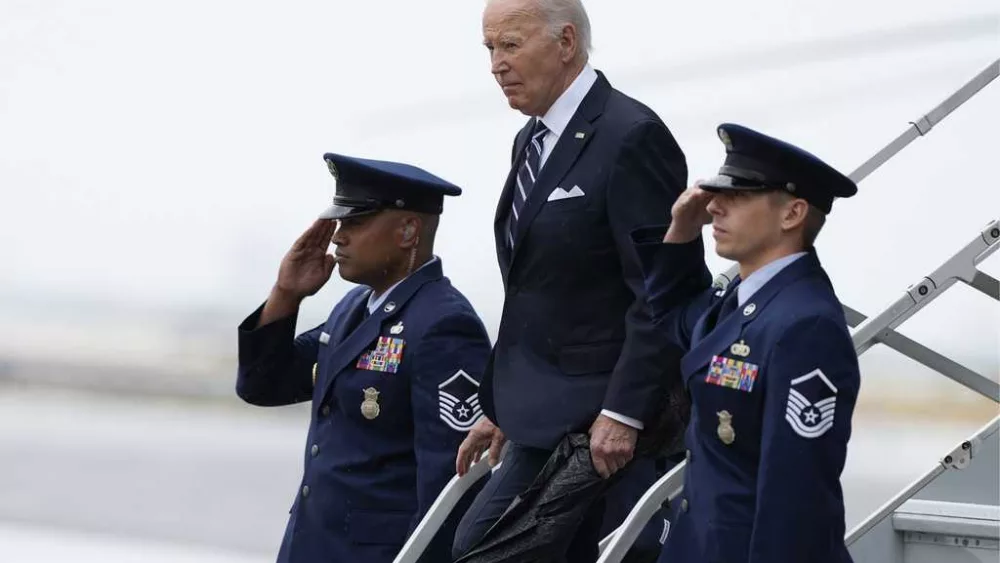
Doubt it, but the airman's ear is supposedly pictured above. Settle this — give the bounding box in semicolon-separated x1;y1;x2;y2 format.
399;216;421;248
781;198;810;232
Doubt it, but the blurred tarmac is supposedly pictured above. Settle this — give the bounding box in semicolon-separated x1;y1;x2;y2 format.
0;383;995;562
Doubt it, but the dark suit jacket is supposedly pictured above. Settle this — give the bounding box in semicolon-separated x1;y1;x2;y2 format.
236;259;492;563
480;70;692;450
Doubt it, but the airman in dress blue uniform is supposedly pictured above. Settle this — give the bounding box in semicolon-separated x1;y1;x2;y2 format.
631;123;861;563
235;153;492;563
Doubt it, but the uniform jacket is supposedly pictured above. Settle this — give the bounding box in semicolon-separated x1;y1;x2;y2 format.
632;230;859;563
482;70;690;450
236;259;492;563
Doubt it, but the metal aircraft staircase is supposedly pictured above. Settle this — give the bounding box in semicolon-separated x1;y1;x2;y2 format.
394;58;1000;563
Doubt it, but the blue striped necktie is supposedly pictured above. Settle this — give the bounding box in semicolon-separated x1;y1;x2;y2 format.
507;119;549;248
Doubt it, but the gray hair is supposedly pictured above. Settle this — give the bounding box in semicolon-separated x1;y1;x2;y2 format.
534;0;592;58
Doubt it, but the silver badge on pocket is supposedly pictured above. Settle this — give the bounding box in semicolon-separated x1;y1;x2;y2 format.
361;387;381;420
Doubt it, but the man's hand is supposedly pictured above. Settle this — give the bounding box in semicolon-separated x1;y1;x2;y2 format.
258;219;338;327
275;218;339;297
589;414;639;479
664;182;714;243
456;417;506;477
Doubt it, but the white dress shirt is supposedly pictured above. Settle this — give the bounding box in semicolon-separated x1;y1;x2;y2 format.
535;63;598;168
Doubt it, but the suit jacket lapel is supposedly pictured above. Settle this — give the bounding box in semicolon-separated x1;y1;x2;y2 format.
510;75;611;259
512;120;594;246
490;73;611;269
680;253;824;383
317;259;445;406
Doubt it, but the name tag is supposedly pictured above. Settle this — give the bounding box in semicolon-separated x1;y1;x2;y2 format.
706;355;759;392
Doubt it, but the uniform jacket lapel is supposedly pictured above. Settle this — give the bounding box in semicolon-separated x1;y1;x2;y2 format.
330;289;369;347
317;260;444;402
680;253;825;384
681;308;746;386
687;284;735;347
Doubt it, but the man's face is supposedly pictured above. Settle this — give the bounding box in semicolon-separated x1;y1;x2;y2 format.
706;190;787;263
482;0;568;116
330;211;403;286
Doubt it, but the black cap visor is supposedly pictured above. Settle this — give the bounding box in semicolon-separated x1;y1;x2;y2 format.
317;196;383;220
699;174;773;194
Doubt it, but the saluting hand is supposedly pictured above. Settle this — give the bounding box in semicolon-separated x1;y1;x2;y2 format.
589;414;638;479
664;182;714;243
257;219;338;328
276;219;339;298
456;417;506;477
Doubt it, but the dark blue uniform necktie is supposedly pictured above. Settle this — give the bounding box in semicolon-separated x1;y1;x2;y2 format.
344;297;370;338
710;279;741;330
718;286;740;320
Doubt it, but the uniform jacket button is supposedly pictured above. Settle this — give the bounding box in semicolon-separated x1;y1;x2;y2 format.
680;498;689;513
311;444;319;456
301;485;310;498
321;405;331;417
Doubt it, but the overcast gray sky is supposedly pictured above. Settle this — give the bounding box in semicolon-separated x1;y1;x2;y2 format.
1;0;997;389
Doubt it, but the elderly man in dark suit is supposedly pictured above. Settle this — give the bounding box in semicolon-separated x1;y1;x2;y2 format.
452;0;693;560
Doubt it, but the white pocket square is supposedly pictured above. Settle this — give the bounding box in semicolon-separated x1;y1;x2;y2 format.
547;185;585;202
